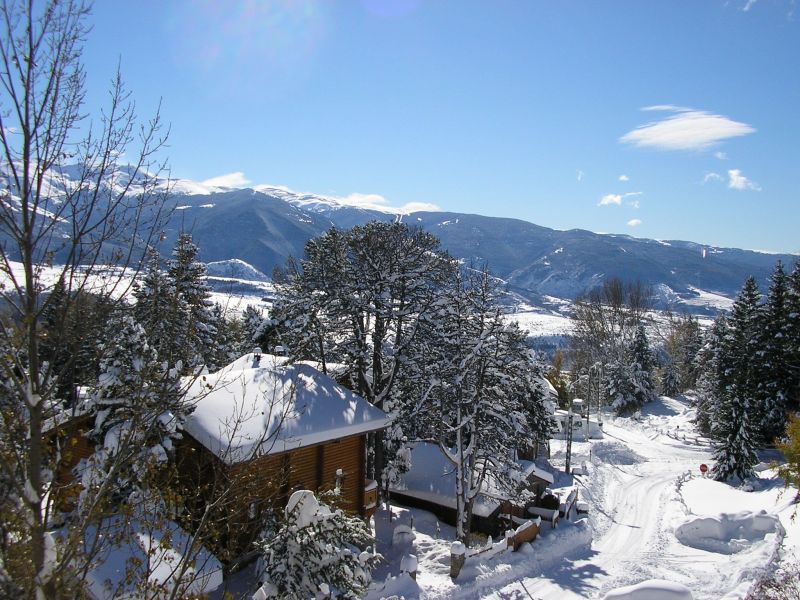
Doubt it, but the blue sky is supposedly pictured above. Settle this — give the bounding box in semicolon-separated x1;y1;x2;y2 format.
82;1;799;253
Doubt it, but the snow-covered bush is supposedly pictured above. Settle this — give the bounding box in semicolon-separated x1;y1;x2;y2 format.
253;490;380;599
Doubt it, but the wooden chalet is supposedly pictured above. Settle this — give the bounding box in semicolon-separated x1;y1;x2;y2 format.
177;352;392;563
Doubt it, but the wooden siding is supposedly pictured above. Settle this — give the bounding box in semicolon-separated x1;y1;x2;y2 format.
45;416;95;513
176;432;369;563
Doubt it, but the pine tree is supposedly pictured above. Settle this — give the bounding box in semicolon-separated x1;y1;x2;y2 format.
756;261;792;443
253;490;379;599
167;234;219;371
711;389;758;482
661;361;681;397
693;314;728;436
133;248;187;368
81;316;184;504
273;222;456;485
630;324;656;406
711;278;762;480
786;261;800;413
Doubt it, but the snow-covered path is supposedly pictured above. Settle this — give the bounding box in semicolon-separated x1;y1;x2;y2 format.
480;396;781;600
373;395;793;600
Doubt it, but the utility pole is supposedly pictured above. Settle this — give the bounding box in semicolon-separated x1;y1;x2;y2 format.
565;394;574;474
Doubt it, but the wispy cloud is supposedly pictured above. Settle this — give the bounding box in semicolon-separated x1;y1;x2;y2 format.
728;169;761;191
743;0;758;11
599;194;622;206
703;172;724;184
202;172;251;187
619;174;630;182
627;219;642;227
334;192;440;213
577;170;585;182
620;106;755;151
599;191;642;207
714;151;728;160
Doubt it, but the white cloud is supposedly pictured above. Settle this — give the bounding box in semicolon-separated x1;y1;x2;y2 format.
398;201;440;213
599;194;622;206
703;172;724;184
627;199;640;209
727;169;761;191
331;193;439;213
620;106;755;151
714;151;728;160
577;170;584;182
627;219;642;227
743;0;758;11
618;174;629;182
201;171;251;187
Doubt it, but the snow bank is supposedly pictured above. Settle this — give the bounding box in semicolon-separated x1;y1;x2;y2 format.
78;515;223;600
591;440;645;465
674;510;784;554
602;579;694;600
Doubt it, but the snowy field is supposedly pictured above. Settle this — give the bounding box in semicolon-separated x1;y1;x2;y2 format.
358;395;796;600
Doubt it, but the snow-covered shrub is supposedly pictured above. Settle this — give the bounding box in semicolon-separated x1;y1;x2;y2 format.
253;490;380;599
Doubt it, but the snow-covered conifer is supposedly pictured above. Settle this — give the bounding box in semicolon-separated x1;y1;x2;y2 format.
253;490;379;599
630;324;656;406
167;233;218;371
711;278;762;479
755;261;792;443
81;315;184;503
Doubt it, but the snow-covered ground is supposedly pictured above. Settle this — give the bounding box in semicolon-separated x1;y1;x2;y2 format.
366;395;798;600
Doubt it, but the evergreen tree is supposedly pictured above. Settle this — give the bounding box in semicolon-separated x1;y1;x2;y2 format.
273;222;456;485
661;361;681;397
604;361;638;415
81;316;184;504
133;248;187;368
630;324;656;406
421;268;531;543
693;314;728;436
787;261;800;413
242;304;266;351
756;261;792;443
711;388;758;482
711;278;762;479
167;234;219;371
253;490;379;599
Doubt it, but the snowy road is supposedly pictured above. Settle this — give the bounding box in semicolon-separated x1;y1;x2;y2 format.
484;397;746;600
379;395;790;600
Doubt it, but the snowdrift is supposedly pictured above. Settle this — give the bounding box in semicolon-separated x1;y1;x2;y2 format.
674;510;784;554
602;579;694;600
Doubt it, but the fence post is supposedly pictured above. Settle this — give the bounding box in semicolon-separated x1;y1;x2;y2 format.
400;554;418;581
450;541;466;579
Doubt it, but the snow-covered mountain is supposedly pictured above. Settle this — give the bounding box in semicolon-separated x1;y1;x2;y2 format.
3;166;795;314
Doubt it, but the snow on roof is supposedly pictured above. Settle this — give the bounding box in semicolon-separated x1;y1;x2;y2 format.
75;515;223;600
184;355;392;464
518;459;555;484
390;443;508;518
538;376;558;398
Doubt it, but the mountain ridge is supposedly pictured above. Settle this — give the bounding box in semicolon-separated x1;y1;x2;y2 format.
2;166;794;313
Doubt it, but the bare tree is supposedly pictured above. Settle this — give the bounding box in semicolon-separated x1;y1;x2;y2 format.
0;1;171;596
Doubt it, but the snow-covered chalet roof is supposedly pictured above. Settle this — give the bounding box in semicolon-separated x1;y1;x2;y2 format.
390;443;507;518
74;515;223;600
183;353;392;464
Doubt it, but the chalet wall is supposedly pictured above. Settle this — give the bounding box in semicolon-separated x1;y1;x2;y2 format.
176;432;368;562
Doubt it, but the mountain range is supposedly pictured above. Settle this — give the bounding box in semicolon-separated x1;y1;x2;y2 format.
3;166;795;315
